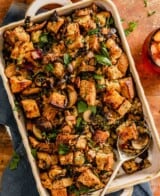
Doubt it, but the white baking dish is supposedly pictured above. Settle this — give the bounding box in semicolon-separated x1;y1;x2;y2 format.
0;0;160;195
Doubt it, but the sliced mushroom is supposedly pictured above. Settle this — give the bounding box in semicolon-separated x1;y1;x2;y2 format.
33;124;43;140
37;152;52;169
36;117;53;131
66;85;77;108
34;73;47;87
83;109;92;122
131;133;150;150
26;21;47;32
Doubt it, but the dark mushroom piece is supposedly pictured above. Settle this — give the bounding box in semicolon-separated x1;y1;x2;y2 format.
66;85;77;108
131;132;150;150
36;117;53;131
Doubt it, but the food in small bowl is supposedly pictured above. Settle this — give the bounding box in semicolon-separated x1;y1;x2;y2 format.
142;28;160;73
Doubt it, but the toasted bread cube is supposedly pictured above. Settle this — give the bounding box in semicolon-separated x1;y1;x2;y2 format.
47;17;64;34
119;77;135;99
103;90;125;109
31;30;42;43
117;121;138;143
50;92;66;108
4;26;30;44
52;178;73;189
93;130;110;143
21;99;40;118
117;53;129;75
77;169;103;188
96;152;114;171
67;35;84;50
79;61;95;72
106;80;121;92
117;99;131;116
122;160;139;174
53;62;65;78
51;188;67;196
74;151;85;166
10;76;32;93
74;15;96;30
5;63;16;78
96;11;110;27
80;80;96;106
40;172;52;190
11;41;34;59
88;35;100;51
76;135;87;149
107;65;123;80
59;152;73;165
66;22;80;37
42;105;57;121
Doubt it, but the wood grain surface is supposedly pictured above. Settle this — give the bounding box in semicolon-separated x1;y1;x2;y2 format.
0;0;160;195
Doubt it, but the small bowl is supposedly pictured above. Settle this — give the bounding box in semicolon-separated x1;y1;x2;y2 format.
142;28;160;73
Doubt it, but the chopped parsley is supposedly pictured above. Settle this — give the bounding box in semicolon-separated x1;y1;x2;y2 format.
58;144;70;155
64;53;72;65
77;101;88;113
88;28;99;35
93;74;104;80
31;148;37;158
124;21;138;36
9;152;20;170
106;16;114;27
45;63;54;72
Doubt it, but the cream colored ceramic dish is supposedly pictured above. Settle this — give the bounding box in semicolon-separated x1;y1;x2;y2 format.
0;0;160;195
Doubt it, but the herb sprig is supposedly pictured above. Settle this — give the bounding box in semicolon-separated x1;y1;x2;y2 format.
9;152;20;170
124;21;138;36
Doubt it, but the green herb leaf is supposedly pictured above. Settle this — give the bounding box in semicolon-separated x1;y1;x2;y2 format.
88;28;99;35
147;10;156;17
93;74;104;80
121;18;125;22
68;185;92;196
64;53;72;65
13;101;20;111
101;43;110;58
9;152;20;170
47;131;58;140
58;144;70;155
144;0;148;7
65;39;73;45
96;84;106;89
76;117;82;128
39;33;49;43
88;106;97;114
124;21;138;36
45;63;53;72
106;17;114;27
77;101;88;113
31;148;37;158
95;55;112;66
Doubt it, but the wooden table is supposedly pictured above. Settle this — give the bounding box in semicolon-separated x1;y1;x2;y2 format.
0;0;160;195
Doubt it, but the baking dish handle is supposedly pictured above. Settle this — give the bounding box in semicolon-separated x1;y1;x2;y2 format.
26;0;72;17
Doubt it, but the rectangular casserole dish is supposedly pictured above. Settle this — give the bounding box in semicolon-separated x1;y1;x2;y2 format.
0;0;160;195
